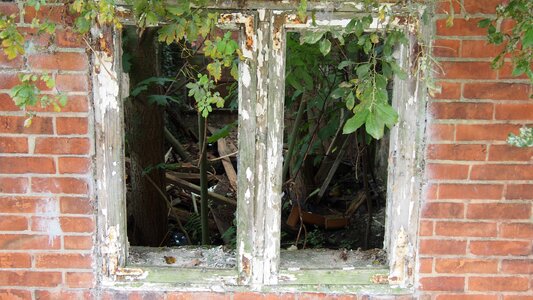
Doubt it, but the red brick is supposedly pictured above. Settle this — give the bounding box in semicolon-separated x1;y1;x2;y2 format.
467;203;531;220
0;137;28;153
0;73;21;89
60;197;93;214
422;202;464;218
427;163;469;180
0;197;48;213
0;51;24;69
64;235;93;250
438;62;497;80
439;184;503;200
56;29;85;48
34;290;93;300
299;293;358;300
419;220;434;236
456;124;521;141
35;253;92;269
503;297;533;300
435;258;498;274
0;290;31;300
433;39;460;57
18;27;53;48
463;0;502;14
419;239;467;255
436;295;498;300
506;184;533;200
61;217;95;233
28;52;88;71
495;104;533;120
499;62;530;80
436;18;487;36
31;177;88;194
419;258;433;273
0;253;31;268
167;292;230;300
0;116;53;134
0;271;61;287
24;5;67;23
471;164;533;180
264;294;297;300
0;93;20;111
435;221;497;237
56;74;89;92
428;124;455;142
470;240;531;256
0;2;19;15
501;259;533;274
432;82;462;100
489;144;533;161
419;276;464;291
0;234;61;250
435;0;461;14
58;157;91;174
0;215;27;231
56;117;88;135
501;223;533;239
463;83;530;101
35;137;90;155
66;272;95;288
427;144;487;161
461;40;504;58
469;276;529;291
0;177;29;194
0;157;55;174
234;292;266;300
425;184;438;200
430;102;493;120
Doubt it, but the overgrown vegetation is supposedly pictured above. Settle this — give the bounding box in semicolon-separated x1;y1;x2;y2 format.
1;0;532;247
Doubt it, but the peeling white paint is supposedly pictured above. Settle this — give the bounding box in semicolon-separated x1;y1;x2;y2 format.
242;65;251;87
246;167;253;181
241;109;250;120
95;54;120;112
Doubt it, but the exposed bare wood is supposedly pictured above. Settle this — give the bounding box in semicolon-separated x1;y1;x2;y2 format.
164;127;192;162
316;135;350;202
166;173;237;207
93;28;127;278
208;126;238;191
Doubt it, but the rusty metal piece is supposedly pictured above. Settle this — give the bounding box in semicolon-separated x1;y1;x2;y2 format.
371;274;389;284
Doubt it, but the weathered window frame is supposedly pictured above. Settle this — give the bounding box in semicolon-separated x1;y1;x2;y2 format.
93;2;427;292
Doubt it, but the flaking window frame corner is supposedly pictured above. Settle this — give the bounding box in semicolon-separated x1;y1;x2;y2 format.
93;2;428;292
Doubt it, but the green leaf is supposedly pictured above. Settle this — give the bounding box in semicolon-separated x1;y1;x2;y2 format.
207;122;236;143
356;64;370;78
345;92;355;110
301;30;325;45
477;18;492;28
523;28;533;48
343;109;368;134
338;60;355;70
207;60;222;82
365;110;385;139
319;38;331;56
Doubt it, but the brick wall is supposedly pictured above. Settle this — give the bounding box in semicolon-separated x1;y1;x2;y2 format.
420;0;533;299
0;2;95;299
0;1;531;299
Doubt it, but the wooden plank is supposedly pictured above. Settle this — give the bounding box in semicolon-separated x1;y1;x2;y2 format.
234;12;258;285
93;29;128;277
208;126;238;191
166;173;237;206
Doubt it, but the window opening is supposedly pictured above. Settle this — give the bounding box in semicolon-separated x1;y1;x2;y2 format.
279;31;390;267
95;4;425;289
122;26;239;267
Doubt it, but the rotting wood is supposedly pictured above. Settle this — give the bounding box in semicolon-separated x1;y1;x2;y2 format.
166;173;237;206
316;135;350;202
208;126;238;191
164;127;192;162
93;28;127;278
